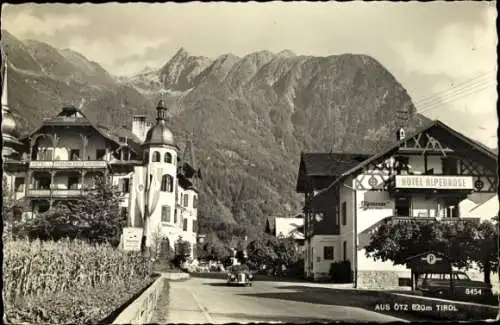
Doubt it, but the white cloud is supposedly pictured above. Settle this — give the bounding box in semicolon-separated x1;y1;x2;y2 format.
393;7;496;79
392;6;497;147
66;35;170;75
2;7;89;37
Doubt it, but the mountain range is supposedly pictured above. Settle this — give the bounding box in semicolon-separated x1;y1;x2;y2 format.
2;29;451;237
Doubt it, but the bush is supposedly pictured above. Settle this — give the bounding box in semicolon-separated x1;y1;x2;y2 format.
3;237;153;324
329;260;353;283
287;258;305;278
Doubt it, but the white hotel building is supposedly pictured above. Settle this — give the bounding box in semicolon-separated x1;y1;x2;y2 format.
297;122;498;287
2;64;200;257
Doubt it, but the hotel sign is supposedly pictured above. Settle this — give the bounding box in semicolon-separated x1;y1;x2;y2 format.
395;175;474;190
360;191;394;210
30;160;107;169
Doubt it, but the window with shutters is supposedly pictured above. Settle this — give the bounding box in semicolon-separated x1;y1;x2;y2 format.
183;218;188;231
121;178;130;193
15;177;25;192
161;205;171;222
323;246;334;260
341;201;347;226
161;175;173;192
174;209;178;224
183;194;189;207
121;207;128;219
193;220;198;233
152;151;161;162
193;195;198;209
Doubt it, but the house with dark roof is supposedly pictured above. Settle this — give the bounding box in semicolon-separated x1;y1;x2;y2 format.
2;63;201;258
296;152;370;281
296;121;498;286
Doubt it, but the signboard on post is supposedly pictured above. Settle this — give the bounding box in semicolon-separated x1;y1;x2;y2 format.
122;227;144;252
405;251;451;274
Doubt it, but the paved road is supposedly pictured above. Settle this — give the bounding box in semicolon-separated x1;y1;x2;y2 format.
152;277;413;323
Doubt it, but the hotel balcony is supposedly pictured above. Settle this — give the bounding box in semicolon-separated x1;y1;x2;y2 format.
29;160;107;170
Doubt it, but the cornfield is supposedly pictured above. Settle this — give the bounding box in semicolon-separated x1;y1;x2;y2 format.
3;237;153;324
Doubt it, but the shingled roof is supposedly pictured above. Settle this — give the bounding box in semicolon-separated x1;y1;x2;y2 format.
301;153;371;176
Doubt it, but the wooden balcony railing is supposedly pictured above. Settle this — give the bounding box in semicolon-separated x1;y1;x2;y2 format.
29;160;107;169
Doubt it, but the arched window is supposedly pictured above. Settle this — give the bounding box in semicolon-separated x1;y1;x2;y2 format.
164;152;172;163
152;151;161;162
161;174;174;192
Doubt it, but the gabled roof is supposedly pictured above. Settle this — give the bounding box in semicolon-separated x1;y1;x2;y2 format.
96;124;143;154
301;152;371;176
22;106;141;154
404;251;448;262
274;217;304;240
296;152;371;192
308;120;498;205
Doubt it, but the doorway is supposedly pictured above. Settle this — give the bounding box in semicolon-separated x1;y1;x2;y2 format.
395;196;411;217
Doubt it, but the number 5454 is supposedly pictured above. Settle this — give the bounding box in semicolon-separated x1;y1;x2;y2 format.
465;288;482;295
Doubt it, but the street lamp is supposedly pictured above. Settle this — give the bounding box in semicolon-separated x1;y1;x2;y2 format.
343;183;358;289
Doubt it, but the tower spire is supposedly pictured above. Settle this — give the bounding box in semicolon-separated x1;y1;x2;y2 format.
155;74;168;121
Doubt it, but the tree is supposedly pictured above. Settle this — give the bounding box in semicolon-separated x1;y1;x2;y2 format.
174;236;192;264
366;219;498;284
2;177;28;240
247;234;302;271
19;176;126;246
275;235;302;267
247;234;278;268
200;233;232;261
470;220;499;284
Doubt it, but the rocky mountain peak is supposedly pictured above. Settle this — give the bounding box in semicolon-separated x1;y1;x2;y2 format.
158;47;213;91
4;31;434;230
276;49;296;58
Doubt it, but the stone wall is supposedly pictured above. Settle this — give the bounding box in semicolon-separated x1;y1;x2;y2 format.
357;270;410;289
112;277;165;324
163;272;190;281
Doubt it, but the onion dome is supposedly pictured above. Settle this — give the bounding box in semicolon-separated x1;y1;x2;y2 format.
143;98;175;147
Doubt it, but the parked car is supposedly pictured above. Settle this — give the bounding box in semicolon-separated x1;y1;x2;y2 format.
227;264;253;286
416;271;493;302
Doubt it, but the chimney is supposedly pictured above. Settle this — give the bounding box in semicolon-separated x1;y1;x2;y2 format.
132;115;148;143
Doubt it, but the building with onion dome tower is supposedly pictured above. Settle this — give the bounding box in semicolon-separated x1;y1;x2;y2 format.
1;59;200;257
128;96;199;257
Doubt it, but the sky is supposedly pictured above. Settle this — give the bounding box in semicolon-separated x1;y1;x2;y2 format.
1;2;498;148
